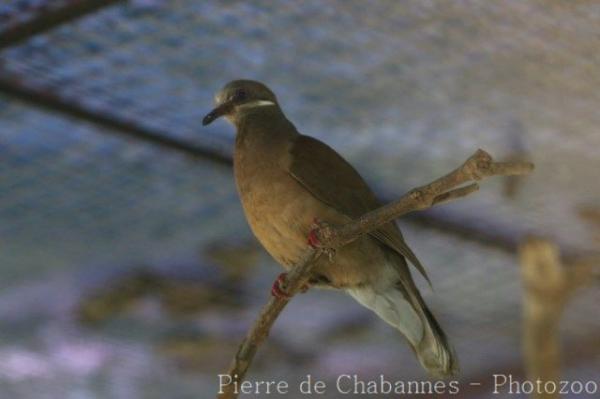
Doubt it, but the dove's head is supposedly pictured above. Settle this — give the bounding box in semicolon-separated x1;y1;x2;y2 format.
202;80;279;126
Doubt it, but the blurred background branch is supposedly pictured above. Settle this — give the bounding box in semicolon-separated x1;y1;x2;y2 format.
519;238;598;399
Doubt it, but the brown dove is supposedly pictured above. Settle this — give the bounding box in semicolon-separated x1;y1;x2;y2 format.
202;80;458;377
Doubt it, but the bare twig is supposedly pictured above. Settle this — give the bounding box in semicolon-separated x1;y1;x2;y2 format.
217;149;534;399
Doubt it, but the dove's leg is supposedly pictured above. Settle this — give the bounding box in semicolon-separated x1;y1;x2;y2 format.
270;273;311;299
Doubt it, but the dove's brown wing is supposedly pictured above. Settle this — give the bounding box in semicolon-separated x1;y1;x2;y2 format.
287;134;430;285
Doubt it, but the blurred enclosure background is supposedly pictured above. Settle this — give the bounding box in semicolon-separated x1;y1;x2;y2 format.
0;1;599;398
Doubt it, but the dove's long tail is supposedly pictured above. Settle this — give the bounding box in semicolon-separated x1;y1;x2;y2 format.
346;265;458;378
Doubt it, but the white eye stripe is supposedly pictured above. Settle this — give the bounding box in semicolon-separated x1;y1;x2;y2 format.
237;100;276;109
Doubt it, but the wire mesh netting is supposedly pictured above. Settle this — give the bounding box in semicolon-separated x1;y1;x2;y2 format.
0;1;599;398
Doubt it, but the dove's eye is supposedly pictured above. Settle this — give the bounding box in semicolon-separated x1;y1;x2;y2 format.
233;89;247;102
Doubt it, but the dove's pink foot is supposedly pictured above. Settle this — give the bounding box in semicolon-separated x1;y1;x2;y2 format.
271;273;291;299
271;273;310;299
307;217;322;248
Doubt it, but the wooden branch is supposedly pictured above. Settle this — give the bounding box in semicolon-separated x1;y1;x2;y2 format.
217;149;534;399
519;239;566;399
519;238;597;399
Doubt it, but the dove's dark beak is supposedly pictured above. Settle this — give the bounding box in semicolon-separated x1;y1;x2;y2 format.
202;102;233;126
